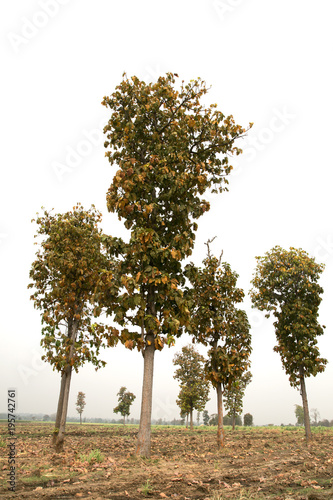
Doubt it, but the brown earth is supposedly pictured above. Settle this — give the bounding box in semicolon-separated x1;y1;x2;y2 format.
1;422;333;499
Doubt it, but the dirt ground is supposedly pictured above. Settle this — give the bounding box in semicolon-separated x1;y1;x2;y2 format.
1;422;333;499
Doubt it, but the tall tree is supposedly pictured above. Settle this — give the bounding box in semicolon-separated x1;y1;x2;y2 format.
224;371;252;430
113;387;136;424
28;205;118;452
76;392;86;425
173;345;210;430
185;242;251;448
102;73;251;456
250;246;327;443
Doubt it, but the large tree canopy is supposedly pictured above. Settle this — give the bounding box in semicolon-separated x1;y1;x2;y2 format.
102;73;251;457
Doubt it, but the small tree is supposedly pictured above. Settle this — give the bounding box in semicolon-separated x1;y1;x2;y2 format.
243;413;253;426
173;345;210;430
102;73;251;457
185;241;251;448
311;408;320;426
203;410;210;426
224;371;252;430
76;392;86;425
113;387;136;424
295;404;304;426
28;205;118;452
250;246;327;443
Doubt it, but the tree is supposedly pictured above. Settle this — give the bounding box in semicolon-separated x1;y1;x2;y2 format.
113;387;136;424
185;241;251;448
243;413;253;426
203;410;210;426
311;408;320;426
295;404;304;426
28;205;118;452
250;246;327;443
173;345;210;430
224;371;252;430
76;392;86;425
102;73;251;457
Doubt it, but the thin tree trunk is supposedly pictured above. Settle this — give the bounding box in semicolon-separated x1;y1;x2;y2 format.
232;413;235;431
55;366;73;452
54;320;78;452
80;412;82;425
123;415;126;426
136;333;155;457
299;367;311;444
186;414;188;429
52;372;67;445
216;382;225;449
190;409;193;431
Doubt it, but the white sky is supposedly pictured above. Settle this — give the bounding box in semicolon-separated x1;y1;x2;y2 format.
1;0;332;426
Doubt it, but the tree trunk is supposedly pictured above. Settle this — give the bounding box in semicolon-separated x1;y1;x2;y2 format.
186;414;188;429
232;413;235;431
216;382;225;449
55;366;73;452
54;320;78;452
136;333;155;457
52;372;67;445
123;415;126;426
299;367;311;444
190;409;193;431
80;412;82;425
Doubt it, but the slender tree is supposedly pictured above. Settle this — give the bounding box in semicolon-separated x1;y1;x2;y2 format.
224;371;252;430
250;246;327;443
28;205;118;452
173;345;210;430
185;241;251;448
203;410;210;426
76;392;86;424
113;387;136;424
102;73;251;456
295;404;305;426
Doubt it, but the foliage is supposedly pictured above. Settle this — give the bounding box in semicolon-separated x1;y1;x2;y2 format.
224;371;252;423
185;252;251;390
76;392;86;418
113;387;136;420
295;404;305;425
173;345;210;420
80;449;104;464
203;410;210;426
101;73;251;352
250;246;327;387
224;414;242;426
28;204;119;373
243;413;253;426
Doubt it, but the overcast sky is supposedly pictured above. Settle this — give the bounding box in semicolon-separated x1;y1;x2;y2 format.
1;0;332;426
